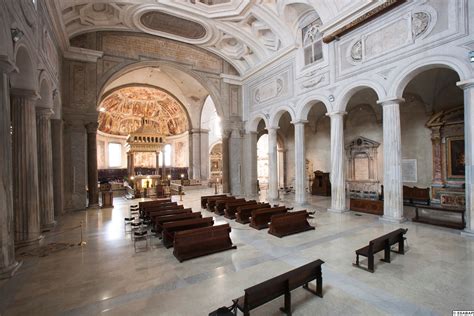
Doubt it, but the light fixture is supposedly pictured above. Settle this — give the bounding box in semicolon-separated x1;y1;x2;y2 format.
180;174;184;179
11;28;24;42
328;95;335;102
167;175;171;179
130;176;135;180
469;51;474;63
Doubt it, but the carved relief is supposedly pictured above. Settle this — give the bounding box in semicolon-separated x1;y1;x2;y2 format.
350;40;362;61
412;12;431;38
301;75;325;89
255;78;283;103
140;11;207;39
364;18;409;59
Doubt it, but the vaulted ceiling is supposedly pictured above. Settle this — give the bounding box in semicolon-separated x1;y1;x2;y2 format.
46;0;379;75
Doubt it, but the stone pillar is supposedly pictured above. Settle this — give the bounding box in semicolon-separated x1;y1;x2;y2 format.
200;130;209;181
244;131;258;196
268;127;279;201
327;111;347;212
85;122;99;207
293;120;308;205
190;129;204;180
457;79;474;237
430;126;444;186
51;119;64;216
127;152;135;176
36;108;55;229
11;89;42;246
221;130;231;193
0;68;21;278
378;98;405;222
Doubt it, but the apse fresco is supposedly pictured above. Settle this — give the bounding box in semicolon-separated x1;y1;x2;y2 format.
98;86;189;136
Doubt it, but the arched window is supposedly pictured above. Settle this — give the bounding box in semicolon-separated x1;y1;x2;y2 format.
302;19;323;66
164;144;171;166
108;143;122;168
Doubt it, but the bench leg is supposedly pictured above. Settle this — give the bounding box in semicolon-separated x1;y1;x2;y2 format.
279;291;292;316
356;254;359;266
381;245;391;263
368;255;375;273
398;239;405;254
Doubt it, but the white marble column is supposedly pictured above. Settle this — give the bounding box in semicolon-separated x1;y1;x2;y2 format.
51;119;64;216
36;108;55;229
222;130;231;193
244;131;258;196
457;79;474;237
327;111;347;212
0;68;21;278
11;88;42;246
378;97;405;222
85;122;99;207
268;127;279;201
200;130;209;181
293;120;308;205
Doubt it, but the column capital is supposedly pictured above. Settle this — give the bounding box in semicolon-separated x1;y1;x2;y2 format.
85;122;99;134
325;111;347;117
376;97;405;106
222;129;232;139
247;131;258;135
457;78;474;90
291;120;308;125
0;56;18;73
190;128;210;134
266;126;279;131
36;107;54;120
10;88;39;100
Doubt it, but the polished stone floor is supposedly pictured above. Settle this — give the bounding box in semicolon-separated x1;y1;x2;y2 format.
1;187;473;315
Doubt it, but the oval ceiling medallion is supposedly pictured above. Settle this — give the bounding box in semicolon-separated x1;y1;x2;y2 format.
140;11;206;40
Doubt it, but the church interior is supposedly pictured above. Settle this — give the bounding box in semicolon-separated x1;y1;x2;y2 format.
1;0;474;315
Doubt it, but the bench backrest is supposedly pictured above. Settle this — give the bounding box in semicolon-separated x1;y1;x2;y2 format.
163;217;214;231
238;203;270;213
251;206;287;217
150;208;192;218
174;223;231;243
271;210;308;225
155;212;202;224
369;228;407;253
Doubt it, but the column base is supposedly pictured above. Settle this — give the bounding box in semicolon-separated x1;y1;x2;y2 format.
14;235;44;249
379;215;407;224
87;204;100;209
41;221;57;231
328;208;348;213
0;260;23;280
461;229;474;238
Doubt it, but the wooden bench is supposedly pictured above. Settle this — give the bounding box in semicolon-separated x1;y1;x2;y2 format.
412;204;465;229
403;186;430;205
149;208;192;221
173;224;236;262
154;212;202;233
139;198;172;213
207;196;234;211
201;194;227;208
162;217;214;248
224;200;257;219
144;204;183;217
268;211;315;238
354;228;408;273
215;198;244;215
233;259;324;316
235;203;270;224
249;207;288;230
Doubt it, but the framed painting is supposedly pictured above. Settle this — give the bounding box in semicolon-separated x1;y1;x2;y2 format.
447;136;465;178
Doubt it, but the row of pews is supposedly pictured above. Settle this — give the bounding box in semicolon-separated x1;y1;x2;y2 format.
201;194;315;237
138;198;237;262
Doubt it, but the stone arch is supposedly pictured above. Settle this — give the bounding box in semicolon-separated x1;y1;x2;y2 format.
10;43;37;91
247;113;269;133
37;72;54;108
336;80;386;112
296;94;331;121
0;6;14;64
389;56;471;98
269;105;296;128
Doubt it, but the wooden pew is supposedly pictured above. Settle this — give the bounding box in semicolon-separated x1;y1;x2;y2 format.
149;208;192;221
412;204;465;229
154;212;202;233
354;228;408;273
268;211;315;237
139;198;172;213
224;200;257;219
173;224;236;262
207;196;234;212
236;203;271;224
162;217;214;248
233;259;324;316
143;204;183;217
201;194;227;209
142;202;178;213
403;186;430;205
249;207;288;230
215;198;245;215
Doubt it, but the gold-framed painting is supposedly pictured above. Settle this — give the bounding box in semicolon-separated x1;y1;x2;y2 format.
447;136;465;178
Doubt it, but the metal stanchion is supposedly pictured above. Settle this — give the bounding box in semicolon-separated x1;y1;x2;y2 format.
78;220;87;246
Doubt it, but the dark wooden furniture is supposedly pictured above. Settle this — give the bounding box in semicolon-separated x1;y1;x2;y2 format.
201;194;227;208
149;209;192;221
224;201;257;219
349;198;383;215
162;217;214;248
311;171;330;196
412;204;465;229
139;198;172;214
233;259;324;316
354;228;407;273
403;186;430;205
173;224;236;262
268;211;315;238
235;203;270;224
214;197;240;214
249;207;288;230
144;204;183;217
207;196;234;211
154;212;203;233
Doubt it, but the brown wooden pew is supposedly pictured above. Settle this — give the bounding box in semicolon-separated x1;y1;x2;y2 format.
141;202;178;216
215;198;245;215
268;211;315;238
143;204;183;217
162;217;214;248
149;208;192;221
154;212;202;233
232;259;324;316
207;196;234;212
224;200;257;219
173;224;236;262
354;228;407;273
249;207;288;230
201;194;227;208
235;203;270;224
139;198;172;213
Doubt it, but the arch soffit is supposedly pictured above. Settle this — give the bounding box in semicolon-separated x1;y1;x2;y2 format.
209;140;222;153
269;105;296;127
388;56;471;97
248;113;269;133
11;42;38;91
296;94;330;121
335;79;387;112
0;8;14;62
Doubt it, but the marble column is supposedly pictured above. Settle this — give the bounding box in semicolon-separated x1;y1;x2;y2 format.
430;126;444;186
11;88;42;246
36;107;55;229
0;68;21;278
244;131;258;196
378;98;405;222
268;127;279;201
85;122;99;207
457;79;474;237
51;119;64;216
327;111;347;212
127;152;135;176
221;130;231;193
200;130;209;181
293;120;308;205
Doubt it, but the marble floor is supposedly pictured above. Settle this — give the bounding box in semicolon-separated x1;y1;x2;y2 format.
1;188;473;315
